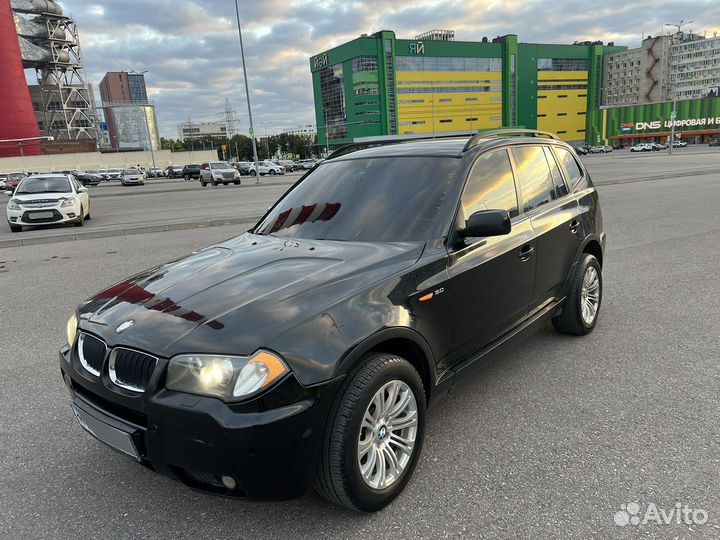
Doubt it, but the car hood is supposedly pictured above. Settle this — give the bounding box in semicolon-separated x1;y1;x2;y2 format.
79;233;425;357
13;193;72;203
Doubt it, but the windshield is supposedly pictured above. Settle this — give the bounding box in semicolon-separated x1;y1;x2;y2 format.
211;162;231;169
16;177;71;194
254;157;460;242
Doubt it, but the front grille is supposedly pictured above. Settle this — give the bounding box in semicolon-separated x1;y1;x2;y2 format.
222;172;235;179
21;210;63;223
78;333;107;376
109;348;157;393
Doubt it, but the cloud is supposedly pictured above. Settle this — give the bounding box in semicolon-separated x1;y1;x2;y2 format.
47;0;720;138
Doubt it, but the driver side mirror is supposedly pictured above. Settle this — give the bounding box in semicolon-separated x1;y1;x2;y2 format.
458;210;511;239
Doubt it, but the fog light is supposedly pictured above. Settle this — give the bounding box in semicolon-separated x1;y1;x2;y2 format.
221;475;236;490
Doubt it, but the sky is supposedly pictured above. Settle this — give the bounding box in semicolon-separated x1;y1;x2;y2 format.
48;0;720;139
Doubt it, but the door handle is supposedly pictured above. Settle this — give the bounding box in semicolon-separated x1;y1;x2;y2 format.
569;220;581;234
518;244;534;261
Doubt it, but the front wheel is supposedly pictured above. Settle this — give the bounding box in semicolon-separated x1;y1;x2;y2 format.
314;353;426;512
269;170;276;176
552;253;602;335
249;170;256;176
74;206;85;227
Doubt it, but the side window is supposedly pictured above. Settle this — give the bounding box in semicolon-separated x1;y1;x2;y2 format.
461;149;519;222
511;145;557;213
543;146;569;198
553;147;586;190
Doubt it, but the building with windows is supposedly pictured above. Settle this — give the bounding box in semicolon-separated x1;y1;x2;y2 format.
99;72;149;104
670;35;720;100
177;120;227;141
309;30;625;149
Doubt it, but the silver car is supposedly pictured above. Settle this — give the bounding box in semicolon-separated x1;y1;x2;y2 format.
199;162;241;186
120;169;145;186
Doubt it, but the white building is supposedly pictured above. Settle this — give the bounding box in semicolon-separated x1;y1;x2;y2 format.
670;35;720;100
177;121;227;141
604;32;720;105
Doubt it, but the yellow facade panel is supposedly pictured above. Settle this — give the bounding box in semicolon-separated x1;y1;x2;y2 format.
537;89;587;141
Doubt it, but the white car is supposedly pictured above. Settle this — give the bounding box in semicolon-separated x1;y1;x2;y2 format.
5;174;90;233
248;160;285;176
199;161;241;186
630;143;653;152
120;169;145;186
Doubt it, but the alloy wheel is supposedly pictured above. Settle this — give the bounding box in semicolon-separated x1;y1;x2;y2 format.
357;380;418;490
580;266;600;325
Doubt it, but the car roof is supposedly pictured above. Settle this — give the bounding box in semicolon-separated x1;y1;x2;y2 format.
329;135;570;161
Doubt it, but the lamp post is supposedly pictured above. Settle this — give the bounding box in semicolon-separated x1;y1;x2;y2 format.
669;98;677;155
233;1;261;184
128;70;157;175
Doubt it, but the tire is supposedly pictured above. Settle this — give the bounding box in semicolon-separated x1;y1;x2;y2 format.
552;253;602;335
314;353;426;512
250;170;256;176
8;223;21;233
74;206;84;227
184;175;190;180
201;182;206;187
269;170;276;176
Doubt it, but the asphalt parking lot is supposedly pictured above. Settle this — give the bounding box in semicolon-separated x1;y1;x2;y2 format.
0;150;719;539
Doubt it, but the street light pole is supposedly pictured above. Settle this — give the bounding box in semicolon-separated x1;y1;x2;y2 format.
233;0;261;184
669;97;676;155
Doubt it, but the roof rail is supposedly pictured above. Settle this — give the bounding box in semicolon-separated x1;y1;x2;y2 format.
327;131;477;160
463;128;558;152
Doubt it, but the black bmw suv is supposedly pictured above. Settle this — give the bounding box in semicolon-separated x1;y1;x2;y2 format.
60;130;604;512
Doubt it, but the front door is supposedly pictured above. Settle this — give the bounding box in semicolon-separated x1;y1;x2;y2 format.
447;148;536;366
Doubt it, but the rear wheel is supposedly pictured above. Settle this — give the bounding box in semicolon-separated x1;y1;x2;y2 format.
552;253;602;335
314;353;426;512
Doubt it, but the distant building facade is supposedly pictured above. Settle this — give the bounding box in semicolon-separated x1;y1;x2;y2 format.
177;120;227;141
99;72;148;104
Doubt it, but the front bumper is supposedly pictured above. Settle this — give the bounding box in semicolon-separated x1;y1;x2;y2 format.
59;345;339;500
7;203;81;225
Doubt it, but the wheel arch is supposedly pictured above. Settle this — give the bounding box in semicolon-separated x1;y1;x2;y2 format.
334;327;437;405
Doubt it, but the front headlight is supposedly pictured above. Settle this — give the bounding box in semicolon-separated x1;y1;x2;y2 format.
60;197;77;208
67;312;78;346
166;350;289;401
7;199;20;210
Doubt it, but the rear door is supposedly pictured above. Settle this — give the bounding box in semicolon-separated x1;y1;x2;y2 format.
447;148;536;365
510;145;584;312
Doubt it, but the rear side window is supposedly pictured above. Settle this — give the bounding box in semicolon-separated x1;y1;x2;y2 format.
511;146;557;213
543;146;569;198
461;149;519;221
553;147;586;190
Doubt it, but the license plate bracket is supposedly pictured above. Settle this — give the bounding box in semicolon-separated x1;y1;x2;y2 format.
72;400;141;461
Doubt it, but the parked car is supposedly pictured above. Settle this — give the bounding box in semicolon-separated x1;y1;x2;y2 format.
120;169;145;186
106;169;123;181
573;145;588;155
0;175;6;190
147;167;165;178
649;143;667;151
248;160;284;176
612;143;624;150
6;174;90;232
234;162;253;175
60;129;605;512
182;164;202;180
3;172;27;193
199;161;241;186
588;145;612;153
95;169;111;181
671;140;688;148
630;143;653;152
276;160;298;172
298;159;319;170
709;139;720;147
66;170;101;186
164;166;184;179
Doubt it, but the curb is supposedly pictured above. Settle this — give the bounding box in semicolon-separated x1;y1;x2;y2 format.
0;215;262;249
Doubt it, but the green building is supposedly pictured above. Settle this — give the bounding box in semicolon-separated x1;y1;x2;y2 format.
309;30;625;151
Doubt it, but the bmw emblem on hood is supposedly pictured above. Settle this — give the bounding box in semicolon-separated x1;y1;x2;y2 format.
115;320;135;334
